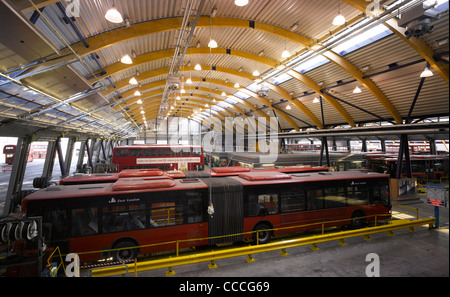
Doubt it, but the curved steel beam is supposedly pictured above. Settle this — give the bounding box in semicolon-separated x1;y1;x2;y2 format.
96;50;324;129
52;16;396;124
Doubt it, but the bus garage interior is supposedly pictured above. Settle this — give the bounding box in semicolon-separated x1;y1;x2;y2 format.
0;0;448;279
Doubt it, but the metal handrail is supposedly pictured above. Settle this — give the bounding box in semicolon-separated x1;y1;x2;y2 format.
91;217;435;277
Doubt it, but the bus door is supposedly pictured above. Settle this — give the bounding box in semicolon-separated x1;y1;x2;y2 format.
202;178;244;245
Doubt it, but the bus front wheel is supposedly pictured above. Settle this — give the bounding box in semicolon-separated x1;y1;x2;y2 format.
350;210;366;229
253;223;272;245
112;240;139;262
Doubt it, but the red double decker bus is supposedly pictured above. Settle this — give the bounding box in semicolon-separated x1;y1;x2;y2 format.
22;171;390;263
112;144;204;172
3;145;16;165
3;144;34;165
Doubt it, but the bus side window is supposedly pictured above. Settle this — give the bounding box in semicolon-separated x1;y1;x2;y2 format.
144;149;156;156
102;203;146;233
248;193;278;216
307;189;323;210
150;200;184;227
39;207;68;240
281;187;305;213
323;187;346;209
71;208;98;237
347;184;369;206
192;148;202;156
115;149;128;157
130;149;143;157
372;183;389;204
186;192;203;223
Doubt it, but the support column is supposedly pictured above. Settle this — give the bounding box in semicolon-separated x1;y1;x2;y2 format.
56;137;66;177
76;139;87;173
64;137;76;177
85;138;94;169
42;140;57;179
319;137;330;167
395;134;412;179
3;136;33;216
429;139;437;155
380;139;386;153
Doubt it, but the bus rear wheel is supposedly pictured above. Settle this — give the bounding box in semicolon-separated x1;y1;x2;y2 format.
112;240;139;262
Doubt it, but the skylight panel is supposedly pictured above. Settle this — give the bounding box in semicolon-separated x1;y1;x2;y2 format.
332;24;393;55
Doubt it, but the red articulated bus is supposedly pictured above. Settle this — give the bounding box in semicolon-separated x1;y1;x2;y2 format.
22;171;390;263
112;144;204;172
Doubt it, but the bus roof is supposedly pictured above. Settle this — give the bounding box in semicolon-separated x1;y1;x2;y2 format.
232;171;388;186
24;171;388;205
24;178;208;203
114;144;202;149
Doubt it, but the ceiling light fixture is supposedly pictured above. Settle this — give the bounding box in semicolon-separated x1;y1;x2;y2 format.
235;0;249;7
286;104;291;110
281;49;291;59
121;54;133;64
282;37;290;59
186;77;193;84
353;86;362;93
105;2;123;23
253;69;260;77
194;64;202;71
420;66;433;78
129;77;138;85
208;39;218;48
313;97;320;103
332;1;346;26
137;99;143;104
134;90;141;96
234;83;240;88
